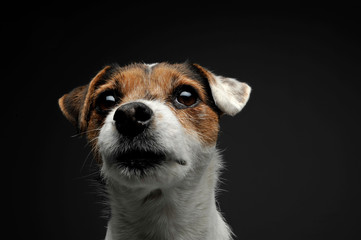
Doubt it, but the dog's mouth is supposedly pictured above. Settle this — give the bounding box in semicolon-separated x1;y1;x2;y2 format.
116;150;166;171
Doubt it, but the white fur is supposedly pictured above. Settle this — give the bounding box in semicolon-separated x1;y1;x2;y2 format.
210;76;251;116
97;99;233;240
145;63;158;69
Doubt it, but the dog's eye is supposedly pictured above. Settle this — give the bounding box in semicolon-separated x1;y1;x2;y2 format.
174;86;199;108
96;92;119;113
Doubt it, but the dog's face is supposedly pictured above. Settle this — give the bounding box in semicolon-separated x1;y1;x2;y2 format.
59;63;250;188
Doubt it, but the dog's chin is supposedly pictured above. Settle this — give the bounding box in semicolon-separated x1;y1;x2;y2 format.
116;150;166;173
101;150;189;188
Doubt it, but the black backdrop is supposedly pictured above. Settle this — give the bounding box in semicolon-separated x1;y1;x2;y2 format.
9;4;361;240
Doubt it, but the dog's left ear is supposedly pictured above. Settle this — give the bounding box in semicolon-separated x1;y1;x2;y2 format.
192;64;251;116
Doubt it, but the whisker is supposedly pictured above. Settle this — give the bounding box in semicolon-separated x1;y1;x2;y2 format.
84;136;100;148
74;170;100;181
81;136;100;172
71;128;102;138
80;150;95;172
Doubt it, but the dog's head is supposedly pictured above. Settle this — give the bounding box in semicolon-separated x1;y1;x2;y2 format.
59;62;250;188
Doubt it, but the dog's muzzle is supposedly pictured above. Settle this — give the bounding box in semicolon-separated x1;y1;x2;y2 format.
113;102;153;137
112;102;165;171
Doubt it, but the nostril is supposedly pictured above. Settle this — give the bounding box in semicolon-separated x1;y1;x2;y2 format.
134;105;153;123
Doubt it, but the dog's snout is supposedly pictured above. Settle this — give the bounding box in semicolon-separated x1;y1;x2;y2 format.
113;102;153;137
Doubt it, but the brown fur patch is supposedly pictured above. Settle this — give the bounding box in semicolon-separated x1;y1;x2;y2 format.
168;102;219;145
79;66;112;132
58;85;88;127
192;63;217;85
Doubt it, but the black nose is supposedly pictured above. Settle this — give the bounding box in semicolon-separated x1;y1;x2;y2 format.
113;102;153;137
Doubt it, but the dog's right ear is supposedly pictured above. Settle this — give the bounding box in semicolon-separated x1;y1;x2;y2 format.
58;84;88;129
58;66;112;132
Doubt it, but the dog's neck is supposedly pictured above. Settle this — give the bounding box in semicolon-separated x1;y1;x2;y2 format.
104;154;231;240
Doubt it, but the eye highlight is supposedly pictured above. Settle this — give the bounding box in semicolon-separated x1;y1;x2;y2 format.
96;91;120;113
173;85;200;108
105;95;116;102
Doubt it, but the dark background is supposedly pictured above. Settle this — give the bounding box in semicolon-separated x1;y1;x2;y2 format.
8;3;361;240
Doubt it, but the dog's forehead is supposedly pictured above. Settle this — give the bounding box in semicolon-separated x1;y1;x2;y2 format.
104;62;207;98
111;63;199;85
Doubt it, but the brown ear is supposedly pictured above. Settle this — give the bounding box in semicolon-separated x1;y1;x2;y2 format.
58;65;113;132
58;85;88;129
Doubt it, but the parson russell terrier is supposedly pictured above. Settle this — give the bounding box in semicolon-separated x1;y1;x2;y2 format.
58;62;251;240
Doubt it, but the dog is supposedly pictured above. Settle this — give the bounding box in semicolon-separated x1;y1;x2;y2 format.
58;62;251;240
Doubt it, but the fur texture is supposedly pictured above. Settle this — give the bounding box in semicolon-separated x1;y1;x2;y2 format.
58;62;251;240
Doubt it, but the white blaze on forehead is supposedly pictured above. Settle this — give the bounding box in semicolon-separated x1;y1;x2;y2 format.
145;63;158;69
